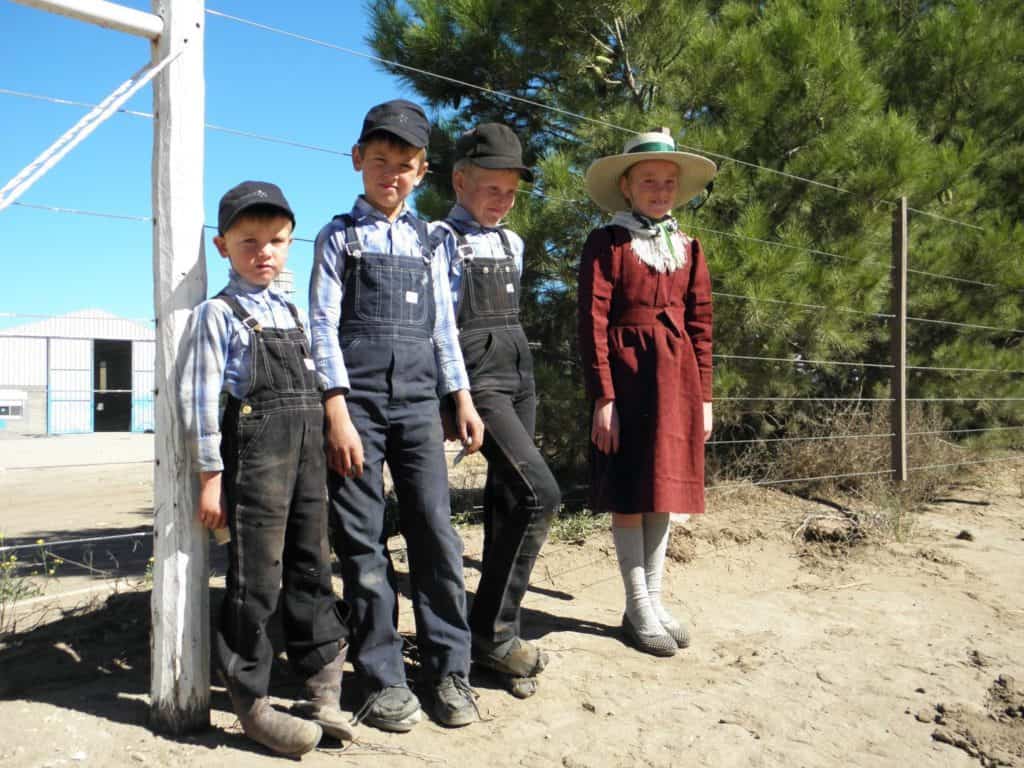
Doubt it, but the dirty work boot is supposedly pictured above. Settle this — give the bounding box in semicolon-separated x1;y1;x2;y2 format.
222;675;322;756
432;673;479;728
290;641;354;741
353;684;422;733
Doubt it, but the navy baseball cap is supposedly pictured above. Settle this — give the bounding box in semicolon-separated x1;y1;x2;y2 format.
358;99;430;149
218;180;295;235
455;123;533;182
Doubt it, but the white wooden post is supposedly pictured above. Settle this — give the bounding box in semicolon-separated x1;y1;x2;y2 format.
149;0;208;735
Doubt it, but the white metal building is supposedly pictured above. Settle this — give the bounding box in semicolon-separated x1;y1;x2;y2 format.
0;310;155;435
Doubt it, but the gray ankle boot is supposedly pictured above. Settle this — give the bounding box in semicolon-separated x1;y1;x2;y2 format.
290;641;354;741
223;676;322;756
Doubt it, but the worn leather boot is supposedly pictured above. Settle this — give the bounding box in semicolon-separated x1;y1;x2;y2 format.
222;675;322;756
290;641;354;741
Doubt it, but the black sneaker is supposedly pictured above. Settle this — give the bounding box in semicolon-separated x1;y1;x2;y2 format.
432;674;479;727
353;684;422;733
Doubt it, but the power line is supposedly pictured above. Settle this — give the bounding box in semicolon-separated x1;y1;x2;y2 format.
907;267;1016;291
713;291;892;320
0;86;353;158
908;455;1024;472
11;200;152;222
708;468;894;491
908;425;1024;437
707;432;893;446
906;315;1024;335
715;353;893;370
908;397;1024;402
908;364;1024;375
906;205;986;233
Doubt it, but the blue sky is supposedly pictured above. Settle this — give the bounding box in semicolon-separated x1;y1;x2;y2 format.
0;1;416;329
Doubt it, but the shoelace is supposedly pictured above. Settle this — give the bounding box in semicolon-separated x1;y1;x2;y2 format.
350;686;415;725
442;674;480;719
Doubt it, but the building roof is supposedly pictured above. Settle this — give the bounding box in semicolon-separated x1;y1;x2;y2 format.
0;309;155;341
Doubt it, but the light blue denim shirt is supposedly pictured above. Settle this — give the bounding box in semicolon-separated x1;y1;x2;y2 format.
178;269;309;473
310;196;469;395
437;203;524;310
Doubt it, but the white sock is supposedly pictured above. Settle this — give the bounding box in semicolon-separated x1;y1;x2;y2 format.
642;513;678;628
612;524;662;635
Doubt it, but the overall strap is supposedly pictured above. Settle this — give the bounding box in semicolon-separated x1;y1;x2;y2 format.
495;228;516;261
438;218;474;262
214;293;262;333
283;301;304;331
412;215;432;264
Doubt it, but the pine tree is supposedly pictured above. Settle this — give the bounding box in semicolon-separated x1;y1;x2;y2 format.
368;0;1024;483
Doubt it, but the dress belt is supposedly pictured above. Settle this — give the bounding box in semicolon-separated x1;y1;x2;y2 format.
610;306;685;334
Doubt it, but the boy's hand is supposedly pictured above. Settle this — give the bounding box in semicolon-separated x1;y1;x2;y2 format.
703;401;713;442
325;394;365;478
452;389;484;454
198;471;227;530
440;398;459;442
591;398;619;454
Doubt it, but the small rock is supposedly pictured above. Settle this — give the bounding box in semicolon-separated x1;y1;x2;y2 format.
915;687;926;694
816;669;835;685
955;529;974;541
130;754;147;764
914;708;936;723
581;700;596;713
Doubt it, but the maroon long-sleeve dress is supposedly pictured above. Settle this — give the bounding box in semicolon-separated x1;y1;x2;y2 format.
577;225;713;515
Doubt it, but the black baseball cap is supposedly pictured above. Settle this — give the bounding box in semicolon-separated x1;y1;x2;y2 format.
217;180;295;235
454;123;533;182
358;99;430;149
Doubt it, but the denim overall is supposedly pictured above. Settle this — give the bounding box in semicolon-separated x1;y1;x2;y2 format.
445;221;560;649
215;294;349;700
327;214;470;690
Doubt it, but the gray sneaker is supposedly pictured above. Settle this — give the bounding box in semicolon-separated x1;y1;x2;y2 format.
353;684;422;733
432;674;479;728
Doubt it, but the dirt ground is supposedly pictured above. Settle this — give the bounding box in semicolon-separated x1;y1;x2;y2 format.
1;435;1022;767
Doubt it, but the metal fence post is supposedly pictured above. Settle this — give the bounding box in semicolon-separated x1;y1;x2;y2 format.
891;197;908;483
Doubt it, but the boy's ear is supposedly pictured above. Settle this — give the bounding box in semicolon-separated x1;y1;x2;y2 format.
352;145;363;171
452;167;465;197
618;174;631;202
414;160;428;186
213;235;230;259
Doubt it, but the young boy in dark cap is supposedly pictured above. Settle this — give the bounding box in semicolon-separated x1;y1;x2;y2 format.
434;124;560;699
310;100;485;732
179;181;352;756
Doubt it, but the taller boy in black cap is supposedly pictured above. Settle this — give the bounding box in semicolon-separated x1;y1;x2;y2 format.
310;100;484;731
434;124;559;698
179;181;352;756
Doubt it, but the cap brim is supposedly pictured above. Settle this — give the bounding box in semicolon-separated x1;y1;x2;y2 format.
470;157;534;184
360;126;428;149
584;151;717;212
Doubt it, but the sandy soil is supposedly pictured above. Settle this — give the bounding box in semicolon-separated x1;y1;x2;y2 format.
0;437;1022;768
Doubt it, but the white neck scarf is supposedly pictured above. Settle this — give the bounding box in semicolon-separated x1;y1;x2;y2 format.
609;211;690;273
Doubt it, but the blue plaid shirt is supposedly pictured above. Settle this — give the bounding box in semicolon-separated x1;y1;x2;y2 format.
437;204;524;308
310;196;469;395
178;270;310;473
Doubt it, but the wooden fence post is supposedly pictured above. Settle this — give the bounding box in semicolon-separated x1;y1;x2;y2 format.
891;197;908;483
149;0;208;735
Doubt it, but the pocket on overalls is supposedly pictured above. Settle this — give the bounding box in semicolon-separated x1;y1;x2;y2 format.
260;336;306;393
467;262;519;317
461;330;498;377
235;413;271;466
352;262;429;327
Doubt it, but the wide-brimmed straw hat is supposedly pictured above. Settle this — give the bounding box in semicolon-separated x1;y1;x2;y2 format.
584;128;717;212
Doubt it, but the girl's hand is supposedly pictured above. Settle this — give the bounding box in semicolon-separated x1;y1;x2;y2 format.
591;398;619;454
452;389;485;454
703;401;713;442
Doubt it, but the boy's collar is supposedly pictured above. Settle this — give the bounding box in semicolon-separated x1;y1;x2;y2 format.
448;203;502;231
228;268;277;296
353;195;411;223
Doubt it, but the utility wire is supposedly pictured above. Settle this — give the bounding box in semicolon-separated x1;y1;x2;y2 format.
707;432;893;446
713;291;892;320
908;425;1024;437
906;315;1024;336
715;353;893;370
708;468;894;491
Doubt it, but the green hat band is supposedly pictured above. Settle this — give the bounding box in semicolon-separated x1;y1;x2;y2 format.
628;141;675;154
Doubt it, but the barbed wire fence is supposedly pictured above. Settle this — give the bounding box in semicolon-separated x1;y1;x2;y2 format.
2;6;1023;571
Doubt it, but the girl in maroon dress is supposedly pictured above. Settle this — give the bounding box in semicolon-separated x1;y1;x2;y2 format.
578;129;716;657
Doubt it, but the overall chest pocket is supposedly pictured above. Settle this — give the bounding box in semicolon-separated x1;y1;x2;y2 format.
465;260;520;317
256;332;317;394
350;259;430;326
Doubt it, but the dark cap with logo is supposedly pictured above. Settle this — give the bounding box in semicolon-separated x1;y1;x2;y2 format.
358;99;431;149
454;123;532;182
218;180;295;235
